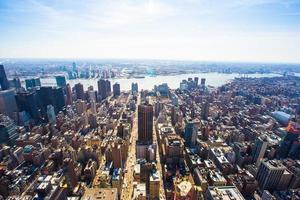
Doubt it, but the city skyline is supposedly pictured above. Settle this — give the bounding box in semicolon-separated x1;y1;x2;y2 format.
1;0;300;63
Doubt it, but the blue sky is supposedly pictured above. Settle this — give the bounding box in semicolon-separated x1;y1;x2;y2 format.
0;0;300;63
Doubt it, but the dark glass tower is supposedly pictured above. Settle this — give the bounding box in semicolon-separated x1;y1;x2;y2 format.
0;65;9;90
138;104;153;143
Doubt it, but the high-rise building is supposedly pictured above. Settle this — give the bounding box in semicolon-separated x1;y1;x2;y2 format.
279;121;300;159
52;87;65;113
201;101;209;120
0;89;18;118
37;87;54;118
15;91;40;121
0;114;18;145
63;158;78;190
47;105;56;124
25;78;41;90
194;77;199;86
201;78;206;86
184;119;197;147
256;160;286;190
0;65;9;90
131;82;138;94
106;80;111;96
9;77;21;89
74;83;85;100
113;82;120;97
252;136;268;166
97;79;109;100
138;104;153;143
66;84;72;105
55;76;67;87
149;171;160;199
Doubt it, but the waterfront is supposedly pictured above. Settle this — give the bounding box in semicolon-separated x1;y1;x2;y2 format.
39;72;280;91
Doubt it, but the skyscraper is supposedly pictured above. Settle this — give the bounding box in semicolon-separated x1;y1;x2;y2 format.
131;82;138;94
201;78;206;86
201;101;209;120
279;121;300;159
97;79;111;100
184;118;197;147
52;87;65;113
0;65;9;90
25;78;41;90
256;160;286;190
37;87;54;118
47;105;56;124
113;83;121;97
15;91;40;121
252;136;268;166
0;89;18;118
138;104;153;143
66;84;72;105
0;114;18;145
74;83;85;100
56;76;67;87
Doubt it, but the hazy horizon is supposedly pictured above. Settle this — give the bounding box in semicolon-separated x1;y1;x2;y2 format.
1;0;300;63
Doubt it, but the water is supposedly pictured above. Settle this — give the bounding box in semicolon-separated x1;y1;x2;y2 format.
40;72;280;91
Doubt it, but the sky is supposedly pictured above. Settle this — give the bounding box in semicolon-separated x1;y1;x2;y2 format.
0;0;300;63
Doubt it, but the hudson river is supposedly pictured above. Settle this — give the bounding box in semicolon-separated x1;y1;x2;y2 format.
40;72;280;91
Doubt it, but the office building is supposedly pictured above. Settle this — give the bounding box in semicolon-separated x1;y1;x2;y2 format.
201;78;206;86
55;76;67;87
149;171;160;200
0;65;9;90
201;101;209;120
184;119;197;147
138;104;153;143
0;114;18;145
113;82;121;97
0;89;18;118
15;91;40;121
25;78;41;90
205;186;245;200
256;160;286;190
131;82;138;94
74;83;85;100
66;84;72;105
9;77;21;89
98;79;110;100
47;105;56;124
279;121;300;159
253;136;268;166
52;87;65;113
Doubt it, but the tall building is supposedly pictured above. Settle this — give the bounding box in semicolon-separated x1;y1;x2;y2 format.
47;105;56;124
15;91;40;121
25;78;41;90
63;158;78;190
184;119;197;147
194;77;199;86
0;114;18;145
279;121;300;159
149;171;160;199
56;76;67;87
74;83;85;100
131;82;138;94
138;104;153;143
0;89;18;118
256;160;286;190
97;79;110;100
201;78;206;86
0;65;9;90
252;136;268;166
113;82;120;97
9;77;21;89
201;101;209;120
37;87;54;118
52;87;65;113
66;84;72;105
